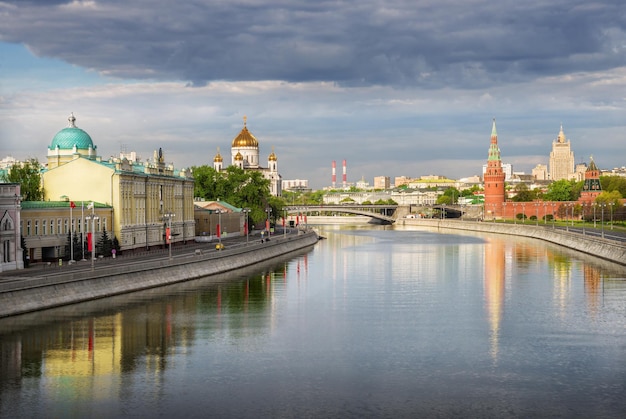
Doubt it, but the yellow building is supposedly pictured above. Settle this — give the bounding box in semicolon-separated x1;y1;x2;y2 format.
21;200;112;262
42;114;195;252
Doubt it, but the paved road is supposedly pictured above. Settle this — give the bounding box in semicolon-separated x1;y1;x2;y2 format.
1;228;299;282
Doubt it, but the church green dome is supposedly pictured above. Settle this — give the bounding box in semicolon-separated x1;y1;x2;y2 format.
49;113;94;150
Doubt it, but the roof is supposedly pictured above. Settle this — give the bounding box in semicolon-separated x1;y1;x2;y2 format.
49;113;94;150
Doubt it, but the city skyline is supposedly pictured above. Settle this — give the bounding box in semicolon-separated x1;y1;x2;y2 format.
1;1;625;189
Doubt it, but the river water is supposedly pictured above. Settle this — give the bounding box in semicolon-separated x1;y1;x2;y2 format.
1;224;626;418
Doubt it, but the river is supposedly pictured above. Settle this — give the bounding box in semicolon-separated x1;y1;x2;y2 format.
1;224;625;418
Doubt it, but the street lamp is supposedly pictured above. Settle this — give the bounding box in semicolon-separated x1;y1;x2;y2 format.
552;203;555;229
581;202;586;235
601;204;605;238
242;209;250;245
283;209;287;238
534;202;539;226
609;202;615;230
265;207;272;238
85;214;100;270
513;202;517;224
163;212;175;259
522;203;526;224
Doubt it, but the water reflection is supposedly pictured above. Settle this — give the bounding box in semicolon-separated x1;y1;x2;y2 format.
2;227;626;417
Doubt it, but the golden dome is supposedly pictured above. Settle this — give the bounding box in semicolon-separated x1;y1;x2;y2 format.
268;146;277;161
231;116;259;148
234;151;244;161
213;147;223;162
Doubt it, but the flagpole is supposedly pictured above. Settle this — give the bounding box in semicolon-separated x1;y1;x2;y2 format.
70;202;74;262
81;202;86;261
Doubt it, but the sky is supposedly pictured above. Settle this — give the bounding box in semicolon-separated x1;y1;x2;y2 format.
1;0;625;190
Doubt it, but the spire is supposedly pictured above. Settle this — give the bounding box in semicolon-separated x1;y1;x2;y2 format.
243;115;247;128
488;119;501;161
68;112;76;128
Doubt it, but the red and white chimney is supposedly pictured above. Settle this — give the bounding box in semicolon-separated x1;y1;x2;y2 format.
332;160;336;188
342;159;347;188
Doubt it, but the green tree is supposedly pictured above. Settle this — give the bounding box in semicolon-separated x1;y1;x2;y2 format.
192;165;272;226
544;179;574;201
97;228;112;257
511;183;537;202
2;158;44;201
601;176;626;196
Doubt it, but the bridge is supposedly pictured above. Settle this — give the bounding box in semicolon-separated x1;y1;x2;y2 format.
285;205;397;224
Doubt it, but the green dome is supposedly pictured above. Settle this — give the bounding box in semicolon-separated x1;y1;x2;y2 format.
49;113;94;150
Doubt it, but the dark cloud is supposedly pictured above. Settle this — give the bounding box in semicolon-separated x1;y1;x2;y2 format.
1;0;625;88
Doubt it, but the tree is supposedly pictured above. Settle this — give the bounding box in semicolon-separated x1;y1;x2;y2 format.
601;176;626;196
97;228;113;257
192;165;273;226
2;158;44;201
544;179;574;201
511;183;537;202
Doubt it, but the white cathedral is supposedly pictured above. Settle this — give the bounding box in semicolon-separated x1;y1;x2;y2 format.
213;116;282;196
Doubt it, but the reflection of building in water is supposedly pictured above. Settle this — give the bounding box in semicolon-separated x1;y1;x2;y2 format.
549;255;572;313
484;237;506;362
584;265;602;317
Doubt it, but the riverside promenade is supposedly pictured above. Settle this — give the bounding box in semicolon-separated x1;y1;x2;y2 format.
399;218;626;267
0;227;318;318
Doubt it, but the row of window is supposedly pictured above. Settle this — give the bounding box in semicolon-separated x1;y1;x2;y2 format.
20;218;107;236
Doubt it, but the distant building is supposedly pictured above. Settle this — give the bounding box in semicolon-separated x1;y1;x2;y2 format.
532;164;548;181
283;179;310;192
549;125;575;181
579;157;602;204
213;116;282;196
374;176;390;190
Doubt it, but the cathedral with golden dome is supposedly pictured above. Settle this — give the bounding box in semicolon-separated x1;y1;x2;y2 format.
213;116;282;196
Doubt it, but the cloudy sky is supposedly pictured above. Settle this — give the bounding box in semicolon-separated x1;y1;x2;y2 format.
1;0;625;189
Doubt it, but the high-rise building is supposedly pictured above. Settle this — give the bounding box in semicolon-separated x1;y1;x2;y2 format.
549;125;575;181
483;119;505;217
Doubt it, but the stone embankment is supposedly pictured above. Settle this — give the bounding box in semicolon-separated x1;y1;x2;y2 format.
399;218;626;266
0;230;318;318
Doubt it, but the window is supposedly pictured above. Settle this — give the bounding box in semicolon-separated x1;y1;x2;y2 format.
42;220;47;236
58;219;62;235
50;219;55;235
35;220;39;236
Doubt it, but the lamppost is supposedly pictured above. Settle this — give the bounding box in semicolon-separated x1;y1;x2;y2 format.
85;214;100;270
534;202;539;226
601;204;605;238
522;203;526;224
503;202;507;223
442;203;446;220
163;212;175;259
609;202;615;230
581;202;586;235
552;203;555;229
243;209;250;245
513;202;517;224
14;193;23;269
543;203;547;225
283;209;287;238
265;207;272;238
593;203;597;228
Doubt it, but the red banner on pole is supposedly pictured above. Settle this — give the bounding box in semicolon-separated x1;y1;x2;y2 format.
216;224;221;238
87;232;93;252
166;227;171;244
70;201;76;209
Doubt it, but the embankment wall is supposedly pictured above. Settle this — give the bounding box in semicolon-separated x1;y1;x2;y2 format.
0;231;318;318
399;219;626;266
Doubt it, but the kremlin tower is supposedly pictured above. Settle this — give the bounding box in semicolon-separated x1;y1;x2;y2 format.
483;119;506;218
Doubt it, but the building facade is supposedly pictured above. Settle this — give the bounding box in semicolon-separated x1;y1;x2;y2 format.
213;116;282;196
0;183;23;271
549;125;575;181
42;114;195;252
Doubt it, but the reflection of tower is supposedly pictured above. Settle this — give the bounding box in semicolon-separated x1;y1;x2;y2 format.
484;237;505;362
484;119;505;217
342;159;347;188
332;160;336;188
584;265;601;317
